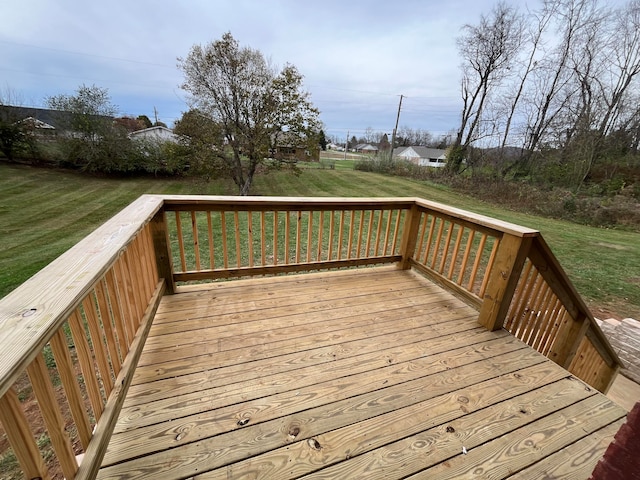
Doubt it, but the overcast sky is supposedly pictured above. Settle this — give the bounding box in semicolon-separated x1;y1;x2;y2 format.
2;0;520;141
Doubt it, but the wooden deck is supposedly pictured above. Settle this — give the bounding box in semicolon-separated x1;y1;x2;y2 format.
97;266;627;479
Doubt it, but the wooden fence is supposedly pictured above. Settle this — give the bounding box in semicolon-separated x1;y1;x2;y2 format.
0;195;622;479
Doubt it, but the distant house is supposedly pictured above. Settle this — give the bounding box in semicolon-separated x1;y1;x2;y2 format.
354;143;379;154
128;126;179;144
394;146;447;167
272;132;320;162
0;105;113;139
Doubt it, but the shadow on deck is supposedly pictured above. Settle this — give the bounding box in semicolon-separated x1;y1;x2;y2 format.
98;267;626;479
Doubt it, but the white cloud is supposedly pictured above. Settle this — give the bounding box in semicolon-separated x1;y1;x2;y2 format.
0;0;520;138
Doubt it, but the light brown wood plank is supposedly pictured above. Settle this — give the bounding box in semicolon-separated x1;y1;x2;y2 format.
153;276;425;327
125;327;508;407
99;350;550;478
135;300;476;371
507;418;625;479
196;370;581;480
97;267;623;480
143;289;464;353
102;345;541;471
133;308;479;384
115;333;531;436
151;288;453;343
410;394;626;479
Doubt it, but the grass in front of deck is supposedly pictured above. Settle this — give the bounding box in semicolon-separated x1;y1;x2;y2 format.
1;162;639;319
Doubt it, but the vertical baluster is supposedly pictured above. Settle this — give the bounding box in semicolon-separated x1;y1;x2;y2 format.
539;299;564;355
391;209;403;254
306;211;314;263
234;211;241;268
447;225;464;280
328;211;335;260
247;212;254;268
94;280;121;375
457;229;476;286
191;211;201;271
261;211;267;266
207;211;215;270
50;328;92;450
374;210;384;256
478;237;500;298
438;221;455;274
356;210;365;258
365;210;374;257
295;211;302;263
106;268;129;352
415;212;429;261
422;215;437;264
467;233;488;292
337;210;345;260
220;211;229;269
114;255;136;340
285;211;291;264
506;261;535;332
317;211;324;261
174;211;186;272
274;211;279;265
347;210;355;259
27;352;78;480
430;218;446;269
0;387;49;480
382;209;393;256
82;295;114;396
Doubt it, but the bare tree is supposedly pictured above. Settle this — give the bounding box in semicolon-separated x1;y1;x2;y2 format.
449;1;524;173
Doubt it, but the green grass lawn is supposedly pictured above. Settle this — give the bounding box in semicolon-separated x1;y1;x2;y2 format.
1;162;638;319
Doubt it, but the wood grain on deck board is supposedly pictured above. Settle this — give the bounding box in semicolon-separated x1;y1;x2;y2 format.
97;267;625;480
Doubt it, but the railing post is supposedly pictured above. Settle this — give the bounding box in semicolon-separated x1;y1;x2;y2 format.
151;209;175;294
398;204;421;270
478;233;533;331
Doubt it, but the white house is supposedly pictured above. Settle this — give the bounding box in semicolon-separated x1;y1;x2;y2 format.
394;146;447;167
128;126;179;144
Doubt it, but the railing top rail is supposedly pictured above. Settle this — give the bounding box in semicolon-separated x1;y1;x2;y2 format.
413;198;539;238
160;195;539;238
0;194;164;399
161;195;416;211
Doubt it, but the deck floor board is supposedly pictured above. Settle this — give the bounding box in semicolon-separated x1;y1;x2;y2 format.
97;266;626;479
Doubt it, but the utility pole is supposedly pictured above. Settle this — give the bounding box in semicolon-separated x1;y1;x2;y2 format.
389;95;404;161
344;130;349;161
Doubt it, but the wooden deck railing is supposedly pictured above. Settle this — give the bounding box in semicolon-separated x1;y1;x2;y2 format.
0;195;166;480
0;194;622;479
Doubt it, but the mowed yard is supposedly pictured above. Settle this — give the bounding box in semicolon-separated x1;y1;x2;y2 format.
1;161;639;320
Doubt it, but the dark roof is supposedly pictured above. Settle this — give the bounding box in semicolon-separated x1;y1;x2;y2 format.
0;105;112;130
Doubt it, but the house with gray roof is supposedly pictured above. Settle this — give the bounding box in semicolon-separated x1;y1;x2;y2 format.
393;146;447;167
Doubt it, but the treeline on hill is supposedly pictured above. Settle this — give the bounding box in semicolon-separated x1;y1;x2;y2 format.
359;0;640;230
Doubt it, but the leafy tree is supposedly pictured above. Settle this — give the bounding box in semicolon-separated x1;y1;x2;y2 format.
179;32;320;195
0;113;34;161
318;129;328;150
137;114;153;128
173;109;225;179
47;84;121;170
114;116;145;132
378;133;391;151
0;90;37;161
